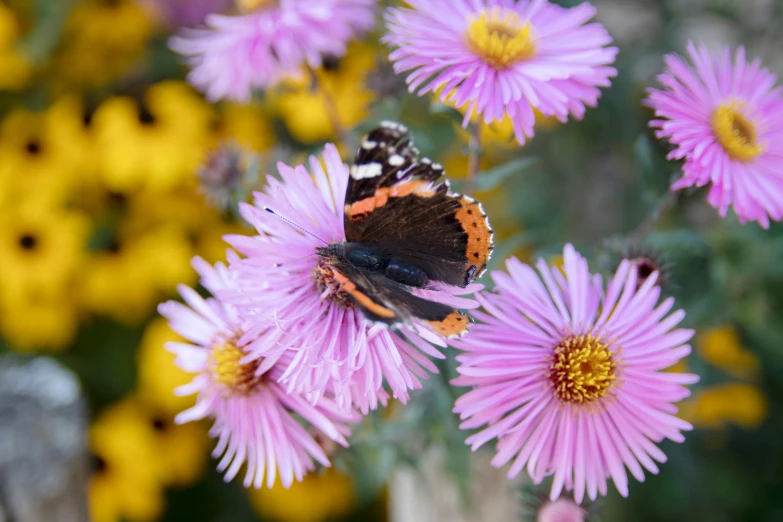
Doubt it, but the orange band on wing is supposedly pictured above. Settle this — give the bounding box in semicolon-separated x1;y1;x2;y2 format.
424;310;471;339
454;197;493;277
332;270;396;319
346;180;437;220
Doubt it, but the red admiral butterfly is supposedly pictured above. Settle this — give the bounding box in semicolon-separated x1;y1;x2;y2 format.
316;121;494;338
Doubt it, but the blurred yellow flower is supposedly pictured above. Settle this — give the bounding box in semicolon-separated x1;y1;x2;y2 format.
248;469;355;522
0;3;32;91
697;326;759;379
0;104;83;202
214;102;277;153
196;220;246;264
137;317;195;416
89;400;164;522
80;227;194;325
47;95;100;178
120;184;223;238
682;383;767;430
120;185;240;263
0;289;79;351
53;0;153;89
273;44;376;144
142;404;209;487
0;202;88;301
94;81;213;192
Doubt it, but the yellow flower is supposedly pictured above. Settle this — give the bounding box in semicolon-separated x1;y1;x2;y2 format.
80;227;194;325
248;469;355;522
273;44;376;144
120;184;240;264
94;81;213;192
137;317;195;416
0;202;88;302
196;219;247;264
89;400;165;522
47;96;101;177
0;104;84;203
697;326;759;379
144;407;209;487
213;102;277;153
682;383;767;430
52;0;153;89
0;289;79;352
120;184;222;238
0;3;32;91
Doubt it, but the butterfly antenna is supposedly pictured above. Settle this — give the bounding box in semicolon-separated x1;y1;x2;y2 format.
272;252;318;268
263;207;328;245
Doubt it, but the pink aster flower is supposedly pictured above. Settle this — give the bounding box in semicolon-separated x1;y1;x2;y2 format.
452;244;698;503
220;143;480;413
158;256;358;489
169;0;377;101
646;42;783;228
384;0;618;145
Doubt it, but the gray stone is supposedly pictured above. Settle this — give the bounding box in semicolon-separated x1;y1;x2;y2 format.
0;356;89;522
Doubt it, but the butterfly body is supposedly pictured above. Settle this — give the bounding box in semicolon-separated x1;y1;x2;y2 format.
317;243;430;288
318;121;494;338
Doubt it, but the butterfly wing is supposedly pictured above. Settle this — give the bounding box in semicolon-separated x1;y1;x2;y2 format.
344;122;493;287
331;261;471;338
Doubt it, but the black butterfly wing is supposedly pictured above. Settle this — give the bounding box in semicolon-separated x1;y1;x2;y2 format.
344;122;493;287
331;261;471;338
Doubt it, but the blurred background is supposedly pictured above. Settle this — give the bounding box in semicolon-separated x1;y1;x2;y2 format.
0;0;782;521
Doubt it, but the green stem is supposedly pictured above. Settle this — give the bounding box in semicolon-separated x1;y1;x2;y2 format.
465;123;482;196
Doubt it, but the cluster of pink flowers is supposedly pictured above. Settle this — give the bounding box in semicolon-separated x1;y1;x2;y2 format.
161;0;783;504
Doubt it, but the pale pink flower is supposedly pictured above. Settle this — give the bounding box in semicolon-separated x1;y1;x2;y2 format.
170;0;377;101
384;0;618;145
221;144;480;413
452;244;698;503
646;42;783;227
158;256;357;488
537;498;587;522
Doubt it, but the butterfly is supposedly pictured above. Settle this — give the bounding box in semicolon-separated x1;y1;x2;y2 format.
316;121;494;338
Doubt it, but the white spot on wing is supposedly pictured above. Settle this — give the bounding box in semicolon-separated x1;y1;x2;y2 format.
362;140;377;149
351;162;383;180
388;154;405;167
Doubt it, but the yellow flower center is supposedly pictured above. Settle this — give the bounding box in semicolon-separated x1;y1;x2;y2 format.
236;0;278;13
549;334;616;404
466;8;536;70
711;102;764;162
209;342;263;395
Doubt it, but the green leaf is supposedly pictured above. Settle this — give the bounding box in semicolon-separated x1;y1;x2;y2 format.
634;134;665;204
476;156;538;192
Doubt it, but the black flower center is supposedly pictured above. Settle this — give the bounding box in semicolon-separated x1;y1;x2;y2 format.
25;140;42;155
91;453;108;474
151;417;166;432
19;234;38;250
138;107;157;126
